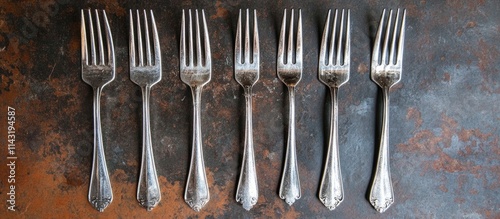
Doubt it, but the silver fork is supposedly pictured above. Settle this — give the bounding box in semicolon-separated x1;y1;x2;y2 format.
129;9;162;211
180;9;211;212
81;9;114;212
318;9;350;211
277;8;302;206
234;9;259;211
369;9;406;213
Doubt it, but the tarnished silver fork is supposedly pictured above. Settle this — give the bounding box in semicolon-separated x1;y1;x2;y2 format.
81;9;114;212
369;9;406;213
234;9;259;211
277;8;302;206
129;9;162;211
318;9;350;211
180;9;211;212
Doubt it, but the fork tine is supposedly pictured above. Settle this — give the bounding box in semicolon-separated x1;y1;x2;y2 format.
143;10;152;66
136;10;144;66
81;10;88;65
389;9;400;65
319;10;331;66
328;9;337;66
235;9;242;65
277;9;286;65
396;9;406;66
195;10;202;66
381;10;393;65
287;9;294;64
102;10;114;66
244;9;250;64
253;9;259;64
344;9;350;66
87;10;96;65
188;10;194;66
296;9;302;65
180;10;186;67
202;10;211;67
94;10;105;65
129;10;136;67
337;10;346;66
372;9;386;66
150;10;160;66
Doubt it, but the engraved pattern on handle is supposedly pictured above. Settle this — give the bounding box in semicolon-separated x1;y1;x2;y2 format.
236;86;259;211
369;87;394;213
88;87;113;212
279;87;301;205
319;87;344;210
137;86;161;211
184;86;210;211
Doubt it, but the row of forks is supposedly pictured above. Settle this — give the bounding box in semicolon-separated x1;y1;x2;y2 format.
81;8;406;213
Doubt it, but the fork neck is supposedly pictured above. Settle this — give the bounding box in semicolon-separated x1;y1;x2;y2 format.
190;86;204;104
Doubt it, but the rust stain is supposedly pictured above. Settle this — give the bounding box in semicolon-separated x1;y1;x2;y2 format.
439;184;448;193
406;107;423;129
357;63;368;75
210;0;229;20
475;39;499;73
443;72;450;82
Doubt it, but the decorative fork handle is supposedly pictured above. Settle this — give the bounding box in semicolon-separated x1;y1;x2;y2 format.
236;86;259;210
369;87;394;213
88;87;113;212
279;86;301;205
185;86;210;211
137;86;161;211
319;87;343;210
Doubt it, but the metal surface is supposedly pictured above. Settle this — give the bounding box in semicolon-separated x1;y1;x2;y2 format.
234;9;260;211
277;9;303;206
318;9;350;211
180;9;212;212
129;9;162;211
81;9;115;212
1;0;500;218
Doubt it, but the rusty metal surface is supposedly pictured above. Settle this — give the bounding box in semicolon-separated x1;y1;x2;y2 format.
0;0;499;218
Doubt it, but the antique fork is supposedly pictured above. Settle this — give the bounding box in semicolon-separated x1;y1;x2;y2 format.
81;9;114;212
369;9;406;213
318;9;350;211
277;9;302;206
234;9;259;211
129;9;162;211
180;9;211;212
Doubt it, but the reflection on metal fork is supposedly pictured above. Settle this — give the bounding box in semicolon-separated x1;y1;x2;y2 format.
180;9;212;212
129;9;162;211
81;9;115;212
318;9;350;211
369;8;406;213
234;9;259;211
277;8;302;206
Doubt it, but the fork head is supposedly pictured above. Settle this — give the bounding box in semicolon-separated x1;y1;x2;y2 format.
129;9;162;87
318;9;350;88
371;9;406;89
235;9;259;88
81;9;115;88
180;9;211;87
277;9;302;87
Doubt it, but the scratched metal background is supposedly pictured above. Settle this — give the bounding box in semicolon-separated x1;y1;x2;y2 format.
0;0;499;218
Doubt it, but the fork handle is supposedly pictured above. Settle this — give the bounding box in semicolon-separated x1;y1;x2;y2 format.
88;87;113;212
236;86;259;211
137;86;161;211
319;87;344;210
185;86;210;211
369;87;394;213
279;86;301;205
